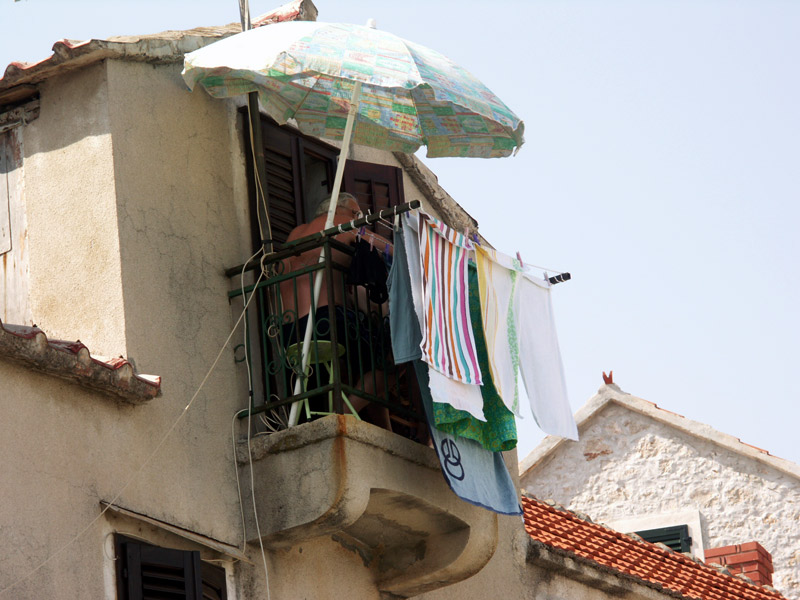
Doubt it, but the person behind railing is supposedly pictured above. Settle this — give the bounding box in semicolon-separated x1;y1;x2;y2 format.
279;193;393;428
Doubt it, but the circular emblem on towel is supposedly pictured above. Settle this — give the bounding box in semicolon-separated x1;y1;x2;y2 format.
440;439;465;481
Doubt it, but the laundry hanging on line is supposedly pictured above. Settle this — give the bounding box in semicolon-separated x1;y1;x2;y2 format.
431;262;517;452
417;212;483;386
475;245;578;440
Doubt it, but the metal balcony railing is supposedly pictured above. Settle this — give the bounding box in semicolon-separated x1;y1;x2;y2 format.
228;202;425;438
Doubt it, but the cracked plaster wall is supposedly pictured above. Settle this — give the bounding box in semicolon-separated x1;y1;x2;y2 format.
521;403;800;597
102;58;248;543
21;61;126;355
1;59;253;597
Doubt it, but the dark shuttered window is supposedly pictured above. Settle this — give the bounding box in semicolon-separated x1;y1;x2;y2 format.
243;113;404;249
636;524;692;553
343;159;404;236
116;536;227;600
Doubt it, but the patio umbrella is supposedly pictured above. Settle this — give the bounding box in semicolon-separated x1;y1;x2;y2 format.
182;20;525;425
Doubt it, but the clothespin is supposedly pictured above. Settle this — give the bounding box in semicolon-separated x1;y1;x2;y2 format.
358;226;365;240
393;205;400;230
516;251;524;268
472;233;480;246
464;225;470;241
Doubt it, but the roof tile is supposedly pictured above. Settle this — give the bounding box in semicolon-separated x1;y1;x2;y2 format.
522;494;786;600
0;320;160;402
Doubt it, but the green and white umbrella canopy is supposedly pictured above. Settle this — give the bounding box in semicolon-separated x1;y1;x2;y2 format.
182;20;524;158
183;20;525;427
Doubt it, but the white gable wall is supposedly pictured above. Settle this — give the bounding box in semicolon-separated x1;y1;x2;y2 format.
521;399;800;597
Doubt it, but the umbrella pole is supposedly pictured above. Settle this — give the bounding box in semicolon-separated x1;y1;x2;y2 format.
288;81;363;427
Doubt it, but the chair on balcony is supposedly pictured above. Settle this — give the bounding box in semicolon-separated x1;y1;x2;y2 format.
285;341;362;421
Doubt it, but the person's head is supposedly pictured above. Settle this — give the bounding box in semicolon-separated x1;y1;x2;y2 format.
314;193;361;219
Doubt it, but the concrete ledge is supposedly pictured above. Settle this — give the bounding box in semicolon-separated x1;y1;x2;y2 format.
238;415;498;597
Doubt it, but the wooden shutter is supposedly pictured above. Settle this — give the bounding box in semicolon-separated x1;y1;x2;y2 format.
242;113;406;248
343;160;405;238
242;114;338;249
635;525;692;553
260;121;303;247
117;537;227;600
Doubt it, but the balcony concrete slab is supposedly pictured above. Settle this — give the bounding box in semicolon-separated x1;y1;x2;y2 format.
237;415;498;597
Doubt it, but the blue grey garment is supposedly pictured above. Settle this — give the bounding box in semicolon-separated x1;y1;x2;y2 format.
387;226;423;363
412;360;522;516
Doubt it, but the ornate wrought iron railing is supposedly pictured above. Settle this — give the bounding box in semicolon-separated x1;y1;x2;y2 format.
228;202;425;436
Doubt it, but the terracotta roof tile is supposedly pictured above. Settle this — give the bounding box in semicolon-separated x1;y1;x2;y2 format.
522;495;786;600
0;320;160;403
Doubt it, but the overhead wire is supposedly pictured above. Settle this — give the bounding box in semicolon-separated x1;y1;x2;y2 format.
237;248;272;600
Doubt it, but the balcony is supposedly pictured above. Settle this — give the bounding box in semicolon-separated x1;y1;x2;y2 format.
227;204;499;596
228;210;425;436
235;415;498;597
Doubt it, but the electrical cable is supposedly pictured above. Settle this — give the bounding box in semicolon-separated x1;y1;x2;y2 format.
238;257;272;600
230;246;265;555
0;267;263;598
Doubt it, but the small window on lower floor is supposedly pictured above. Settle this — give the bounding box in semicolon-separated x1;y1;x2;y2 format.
636;524;692;553
115;535;227;600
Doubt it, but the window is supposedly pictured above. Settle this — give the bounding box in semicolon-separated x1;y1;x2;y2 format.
636;524;692;553
115;536;227;600
242;113;404;248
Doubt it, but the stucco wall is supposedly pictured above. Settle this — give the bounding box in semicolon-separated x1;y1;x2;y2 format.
22;62;126;356
99;59;251;540
0;362;155;598
521;401;800;597
0;58;254;598
0;55;501;600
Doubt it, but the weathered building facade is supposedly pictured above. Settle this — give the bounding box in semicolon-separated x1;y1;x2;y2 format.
520;382;800;598
1;3;789;599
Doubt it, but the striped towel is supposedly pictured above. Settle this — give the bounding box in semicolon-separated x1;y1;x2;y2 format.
418;213;482;385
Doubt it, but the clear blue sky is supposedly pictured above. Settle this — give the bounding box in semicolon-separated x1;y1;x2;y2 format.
2;0;798;465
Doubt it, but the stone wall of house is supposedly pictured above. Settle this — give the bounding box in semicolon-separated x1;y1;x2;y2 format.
521;401;800;597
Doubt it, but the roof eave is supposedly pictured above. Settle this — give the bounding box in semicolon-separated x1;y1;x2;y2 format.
0;0;318;97
519;383;800;481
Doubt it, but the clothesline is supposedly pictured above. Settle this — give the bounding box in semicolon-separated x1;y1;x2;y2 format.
387;209;578;516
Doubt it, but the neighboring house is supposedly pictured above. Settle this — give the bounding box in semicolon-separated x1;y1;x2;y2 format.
520;381;800;598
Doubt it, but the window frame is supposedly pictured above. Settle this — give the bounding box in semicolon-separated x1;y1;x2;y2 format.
114;535;228;600
635;524;692;553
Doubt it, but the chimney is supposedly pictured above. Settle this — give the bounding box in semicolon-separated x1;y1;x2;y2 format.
705;542;773;586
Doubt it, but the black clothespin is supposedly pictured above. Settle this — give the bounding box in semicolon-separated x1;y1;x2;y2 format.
548;272;571;285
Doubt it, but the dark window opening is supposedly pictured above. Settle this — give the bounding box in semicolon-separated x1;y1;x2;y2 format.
236;114;426;443
343;159;404;237
635;524;692;553
241;113;404;250
115;535;227;600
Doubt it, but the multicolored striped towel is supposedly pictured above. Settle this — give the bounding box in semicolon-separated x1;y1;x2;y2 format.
418;213;482;385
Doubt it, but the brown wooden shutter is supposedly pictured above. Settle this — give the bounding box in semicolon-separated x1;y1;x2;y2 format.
117;536;227;600
343;160;405;238
242;114;339;249
261;121;303;247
